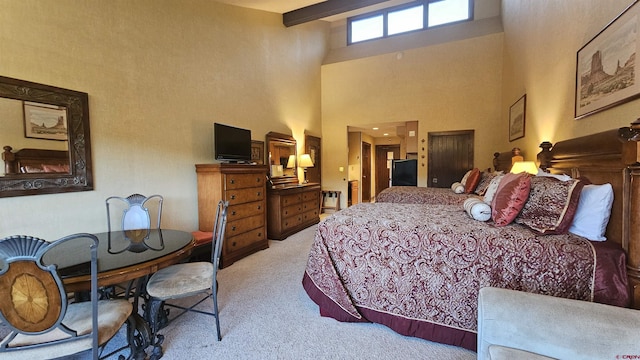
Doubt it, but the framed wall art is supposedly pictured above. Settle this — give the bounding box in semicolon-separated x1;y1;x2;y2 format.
575;0;640;119
509;94;526;142
251;140;264;164
23;101;68;141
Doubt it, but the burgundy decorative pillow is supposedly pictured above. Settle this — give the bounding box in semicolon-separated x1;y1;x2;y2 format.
515;176;585;234
464;168;481;194
491;172;531;226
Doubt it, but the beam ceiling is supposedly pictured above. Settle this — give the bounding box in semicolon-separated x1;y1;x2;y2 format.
283;0;391;27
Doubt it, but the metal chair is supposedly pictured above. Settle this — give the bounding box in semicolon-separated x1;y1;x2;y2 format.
106;193;163;233
0;234;133;360
105;193;164;298
145;200;229;359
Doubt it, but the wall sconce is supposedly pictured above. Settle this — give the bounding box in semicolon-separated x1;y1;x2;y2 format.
299;153;314;183
510;161;538;175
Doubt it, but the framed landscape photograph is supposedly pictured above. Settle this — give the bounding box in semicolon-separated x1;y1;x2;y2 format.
575;0;640;119
509;94;526;142
23;101;68;141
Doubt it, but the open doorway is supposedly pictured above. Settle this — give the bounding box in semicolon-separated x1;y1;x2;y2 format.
348;122;409;204
375;144;400;198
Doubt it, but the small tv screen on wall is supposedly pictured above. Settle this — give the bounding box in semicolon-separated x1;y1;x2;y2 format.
214;122;251;163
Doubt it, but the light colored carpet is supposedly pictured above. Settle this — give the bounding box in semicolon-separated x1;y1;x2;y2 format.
54;224;477;359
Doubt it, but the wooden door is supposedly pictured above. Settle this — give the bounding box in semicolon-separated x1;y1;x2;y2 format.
305;135;321;184
428;130;474;188
362;142;371;202
375;144;400;197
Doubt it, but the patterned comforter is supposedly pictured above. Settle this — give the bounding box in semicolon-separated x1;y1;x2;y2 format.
302;203;629;351
376;186;476;205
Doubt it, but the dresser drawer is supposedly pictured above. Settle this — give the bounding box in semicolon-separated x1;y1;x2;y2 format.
224;227;266;255
301;199;317;212
282;214;303;230
228;200;265;221
225;173;265;190
225;187;264;205
282;203;303;218
227;213;265;237
302;190;319;202
281;193;302;206
302;208;319;222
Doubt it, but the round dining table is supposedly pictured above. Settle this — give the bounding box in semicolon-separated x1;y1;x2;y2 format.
52;228;195;293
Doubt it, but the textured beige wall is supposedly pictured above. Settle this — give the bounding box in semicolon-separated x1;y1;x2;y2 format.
501;0;640;158
322;33;504;206
0;0;327;239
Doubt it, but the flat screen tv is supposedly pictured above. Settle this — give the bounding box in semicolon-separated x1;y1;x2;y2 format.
214;123;252;163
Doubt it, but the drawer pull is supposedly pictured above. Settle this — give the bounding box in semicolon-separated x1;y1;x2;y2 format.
257;191;262;196
256;178;261;182
231;195;236;200
257;232;262;237
230;179;235;184
232;241;237;247
257;205;261;210
232;226;237;231
232;211;237;216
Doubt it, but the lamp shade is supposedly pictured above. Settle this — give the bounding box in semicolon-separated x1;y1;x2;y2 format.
511;161;538;175
299;154;314;168
286;154;296;169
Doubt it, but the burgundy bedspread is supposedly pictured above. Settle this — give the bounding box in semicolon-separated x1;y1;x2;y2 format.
302;203;629;351
376;186;476;205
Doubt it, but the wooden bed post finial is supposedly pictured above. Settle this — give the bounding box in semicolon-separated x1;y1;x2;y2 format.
2;146;17;175
537;141;553;171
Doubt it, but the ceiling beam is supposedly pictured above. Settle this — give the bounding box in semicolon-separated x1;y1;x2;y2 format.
283;0;390;27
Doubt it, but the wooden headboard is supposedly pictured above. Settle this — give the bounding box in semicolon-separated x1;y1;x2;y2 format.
2;145;70;175
543;129;640;308
492;148;524;172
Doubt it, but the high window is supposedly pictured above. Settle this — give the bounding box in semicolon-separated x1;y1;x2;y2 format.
348;0;473;44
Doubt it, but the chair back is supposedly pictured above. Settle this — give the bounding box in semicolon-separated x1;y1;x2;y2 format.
0;233;100;359
106;193;163;232
211;200;229;277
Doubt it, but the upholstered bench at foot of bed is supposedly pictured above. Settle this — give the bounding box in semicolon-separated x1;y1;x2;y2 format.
477;287;640;360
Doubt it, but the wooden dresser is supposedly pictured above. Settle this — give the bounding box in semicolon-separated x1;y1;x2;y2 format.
195;163;269;267
267;182;321;240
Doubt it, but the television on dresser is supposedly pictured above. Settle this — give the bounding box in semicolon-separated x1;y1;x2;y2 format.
214;122;252;163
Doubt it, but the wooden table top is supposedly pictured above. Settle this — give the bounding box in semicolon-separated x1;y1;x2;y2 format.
52;229;194;293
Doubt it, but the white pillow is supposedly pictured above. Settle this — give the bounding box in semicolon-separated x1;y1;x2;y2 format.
460;170;473;187
464;197;492;221
482;174;505;205
568;183;614;241
451;181;465;194
536;168;572;181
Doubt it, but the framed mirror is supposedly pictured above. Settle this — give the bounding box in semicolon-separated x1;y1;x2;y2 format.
266;132;297;187
0;76;93;197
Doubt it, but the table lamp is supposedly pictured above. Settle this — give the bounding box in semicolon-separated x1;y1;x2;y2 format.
510;161;538;175
299;154;314;183
286;154;296;169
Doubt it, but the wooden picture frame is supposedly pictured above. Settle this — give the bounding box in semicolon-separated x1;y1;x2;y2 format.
575;0;640;119
23;101;68;141
509;94;526;142
251;140;264;164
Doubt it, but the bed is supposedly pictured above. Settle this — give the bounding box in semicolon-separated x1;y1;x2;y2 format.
2;145;69;175
302;129;638;351
374;148;517;205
